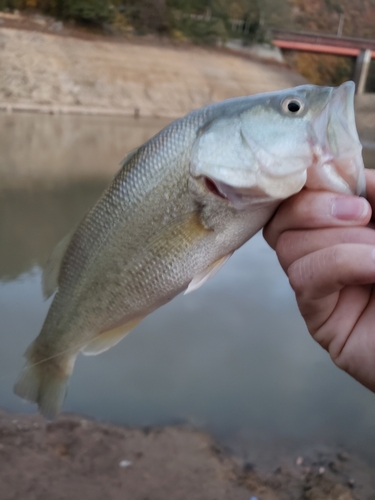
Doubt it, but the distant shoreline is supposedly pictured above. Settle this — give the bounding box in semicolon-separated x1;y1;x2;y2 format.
0;26;306;120
2;96;374;139
0;101;175;119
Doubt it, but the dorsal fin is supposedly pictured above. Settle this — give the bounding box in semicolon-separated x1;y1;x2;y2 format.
42;230;75;300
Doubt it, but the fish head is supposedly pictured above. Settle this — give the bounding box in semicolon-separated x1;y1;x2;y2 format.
191;81;365;209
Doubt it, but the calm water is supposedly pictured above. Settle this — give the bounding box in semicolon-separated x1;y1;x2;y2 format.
1;113;375;465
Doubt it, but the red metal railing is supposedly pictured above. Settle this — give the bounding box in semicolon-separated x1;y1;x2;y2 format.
272;30;375;58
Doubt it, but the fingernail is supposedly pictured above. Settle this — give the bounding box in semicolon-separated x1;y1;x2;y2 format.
331;196;369;221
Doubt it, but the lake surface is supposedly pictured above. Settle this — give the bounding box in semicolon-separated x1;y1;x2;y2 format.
1;112;375;467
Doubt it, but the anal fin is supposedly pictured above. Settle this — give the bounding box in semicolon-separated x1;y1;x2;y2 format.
184;253;233;295
82;318;143;356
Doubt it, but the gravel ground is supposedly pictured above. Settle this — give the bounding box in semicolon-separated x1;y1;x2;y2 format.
1;410;374;500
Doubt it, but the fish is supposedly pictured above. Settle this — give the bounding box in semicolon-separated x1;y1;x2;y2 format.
14;81;365;419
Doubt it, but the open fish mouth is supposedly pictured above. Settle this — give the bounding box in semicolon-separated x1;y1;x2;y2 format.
203;175;281;210
306;81;366;197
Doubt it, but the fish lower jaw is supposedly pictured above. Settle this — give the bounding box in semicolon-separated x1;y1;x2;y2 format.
306;157;366;195
207;171;307;209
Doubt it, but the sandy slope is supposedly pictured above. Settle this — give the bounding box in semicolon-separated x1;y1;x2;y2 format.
0;27;305;117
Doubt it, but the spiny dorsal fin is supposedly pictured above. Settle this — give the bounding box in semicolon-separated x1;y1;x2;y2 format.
42;230;74;300
82;317;143;356
184;253;233;295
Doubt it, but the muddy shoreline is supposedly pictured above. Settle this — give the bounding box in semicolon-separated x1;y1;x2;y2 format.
1;410;374;500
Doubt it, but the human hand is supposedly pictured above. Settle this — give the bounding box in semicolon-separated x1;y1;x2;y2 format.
263;169;375;392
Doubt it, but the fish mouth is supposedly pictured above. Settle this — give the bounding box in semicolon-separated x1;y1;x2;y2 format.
203;171;306;209
307;81;366;196
204;176;228;199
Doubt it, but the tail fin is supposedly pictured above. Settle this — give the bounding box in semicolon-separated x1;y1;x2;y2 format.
14;346;77;420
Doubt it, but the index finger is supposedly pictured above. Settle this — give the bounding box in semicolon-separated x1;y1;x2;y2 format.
263;190;371;249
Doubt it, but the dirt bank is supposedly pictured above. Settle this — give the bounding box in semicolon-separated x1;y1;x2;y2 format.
0;24;305;118
1;410;372;500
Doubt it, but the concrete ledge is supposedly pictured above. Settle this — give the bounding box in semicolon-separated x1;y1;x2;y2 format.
0;102;146;117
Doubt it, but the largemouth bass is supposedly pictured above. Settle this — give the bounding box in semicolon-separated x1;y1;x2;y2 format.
14;81;365;418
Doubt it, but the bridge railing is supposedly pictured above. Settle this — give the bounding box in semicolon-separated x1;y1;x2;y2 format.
271;30;375;94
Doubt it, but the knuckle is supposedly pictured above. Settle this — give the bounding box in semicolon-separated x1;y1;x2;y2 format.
286;190;317;224
328;245;347;269
311;329;330;351
263;217;281;249
287;259;306;296
275;232;290;258
262;224;276;248
275;231;295;269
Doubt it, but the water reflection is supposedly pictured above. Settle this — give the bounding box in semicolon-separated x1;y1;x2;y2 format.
1;112;375;468
0;183;106;280
0;113;171;189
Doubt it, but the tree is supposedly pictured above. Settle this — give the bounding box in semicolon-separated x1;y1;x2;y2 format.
62;0;113;24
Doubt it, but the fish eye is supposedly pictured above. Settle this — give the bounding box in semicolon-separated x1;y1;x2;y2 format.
281;97;305;115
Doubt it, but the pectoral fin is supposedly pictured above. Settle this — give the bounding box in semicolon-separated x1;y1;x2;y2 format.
145;212;210;252
82;318;143;356
184;253;233;295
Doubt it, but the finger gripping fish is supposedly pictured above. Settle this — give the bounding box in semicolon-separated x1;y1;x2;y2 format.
14;82;365;418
